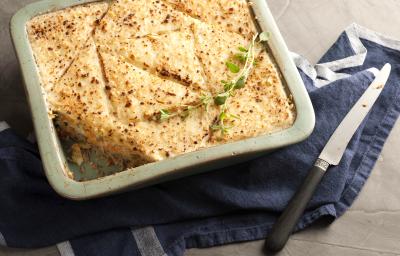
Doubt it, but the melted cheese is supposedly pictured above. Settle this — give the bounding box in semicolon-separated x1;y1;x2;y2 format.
28;0;295;164
27;2;109;90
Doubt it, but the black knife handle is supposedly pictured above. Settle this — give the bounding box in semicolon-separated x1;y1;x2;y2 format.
265;159;329;252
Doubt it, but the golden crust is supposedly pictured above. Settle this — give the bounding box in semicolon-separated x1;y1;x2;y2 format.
28;0;295;163
97;28;208;92
94;0;190;39
190;20;259;94
163;0;257;38
27;2;109;90
99;50;200;123
99;51;217;160
210;51;296;142
49;38;150;162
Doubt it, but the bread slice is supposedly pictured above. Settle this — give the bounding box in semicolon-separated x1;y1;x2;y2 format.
27;2;109;91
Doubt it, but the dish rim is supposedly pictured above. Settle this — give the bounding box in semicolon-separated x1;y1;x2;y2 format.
10;0;315;200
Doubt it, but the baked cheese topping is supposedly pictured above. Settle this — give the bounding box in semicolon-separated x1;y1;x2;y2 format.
27;0;295;165
27;2;109;91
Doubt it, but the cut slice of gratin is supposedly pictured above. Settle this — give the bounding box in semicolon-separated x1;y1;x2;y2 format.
190;20;262;95
209;51;295;142
98;50;202;123
163;0;257;38
97;28;208;92
50;37;218;162
94;0;191;40
27;2;109;90
98;50;218;160
48;37;149;165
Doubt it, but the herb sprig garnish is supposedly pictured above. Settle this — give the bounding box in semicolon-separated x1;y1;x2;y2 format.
158;32;270;136
159;94;212;120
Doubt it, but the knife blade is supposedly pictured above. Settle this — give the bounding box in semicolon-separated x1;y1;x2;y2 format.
265;63;392;252
319;63;392;165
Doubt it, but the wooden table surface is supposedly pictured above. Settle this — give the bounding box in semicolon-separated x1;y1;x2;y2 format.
1;0;400;255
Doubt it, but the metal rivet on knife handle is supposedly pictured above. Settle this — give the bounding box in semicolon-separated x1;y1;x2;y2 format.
315;158;330;171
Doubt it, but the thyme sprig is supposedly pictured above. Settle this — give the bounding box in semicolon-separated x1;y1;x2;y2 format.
157;32;270;136
159;94;212;120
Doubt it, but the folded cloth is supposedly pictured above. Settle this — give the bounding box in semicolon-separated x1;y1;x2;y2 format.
0;24;399;256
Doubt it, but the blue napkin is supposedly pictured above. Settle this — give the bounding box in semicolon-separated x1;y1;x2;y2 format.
0;24;399;256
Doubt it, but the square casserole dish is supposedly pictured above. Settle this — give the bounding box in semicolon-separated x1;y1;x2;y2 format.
10;0;315;200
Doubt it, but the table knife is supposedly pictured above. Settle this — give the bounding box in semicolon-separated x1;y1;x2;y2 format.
265;63;392;252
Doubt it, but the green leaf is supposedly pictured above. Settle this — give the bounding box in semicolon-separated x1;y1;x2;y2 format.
214;93;229;105
200;94;211;103
228;113;240;120
159;109;171;120
211;124;231;134
226;62;240;73
238;46;248;52
219;111;228;122
222;80;235;92
211;124;227;134
181;106;194;118
234;76;246;90
234;53;247;63
200;94;212;112
211;124;222;131
259;31;270;42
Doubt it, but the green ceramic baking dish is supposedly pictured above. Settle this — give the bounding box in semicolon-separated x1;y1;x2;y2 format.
10;0;315;200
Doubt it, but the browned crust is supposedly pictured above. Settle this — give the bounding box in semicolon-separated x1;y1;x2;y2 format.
28;0;295;163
